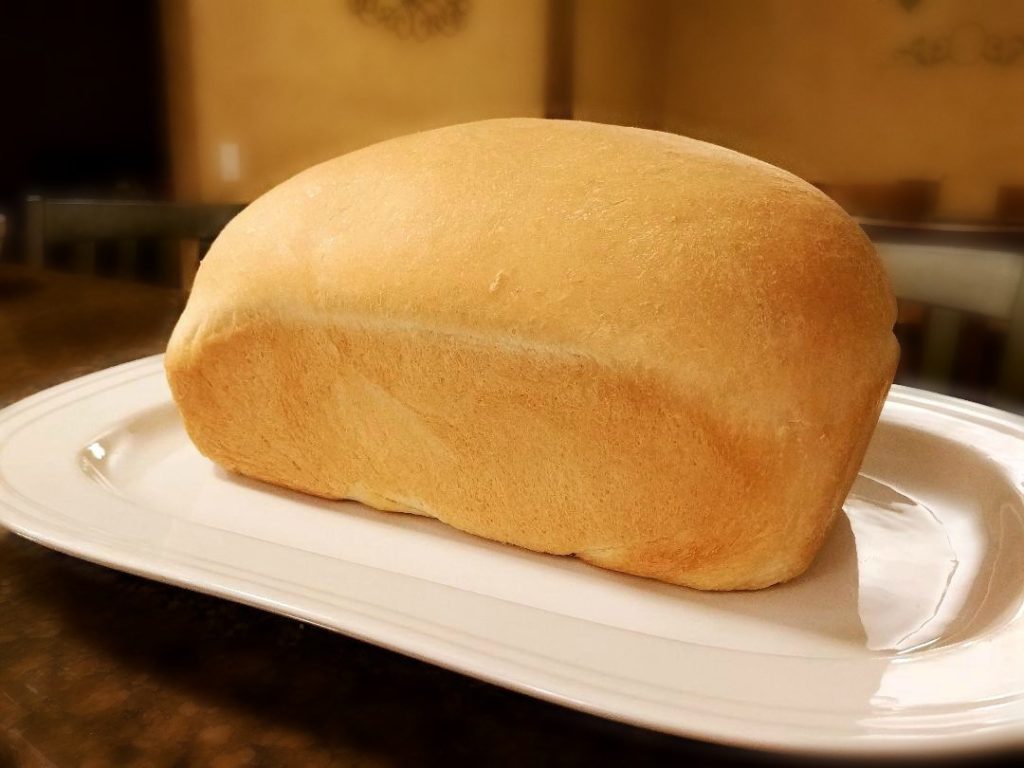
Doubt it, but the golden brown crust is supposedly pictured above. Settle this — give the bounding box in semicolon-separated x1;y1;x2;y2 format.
166;118;898;590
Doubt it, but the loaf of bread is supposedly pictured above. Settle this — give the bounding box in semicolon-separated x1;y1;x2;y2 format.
165;118;898;590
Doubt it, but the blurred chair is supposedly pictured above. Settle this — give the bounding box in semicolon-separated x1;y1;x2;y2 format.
863;220;1024;404
23;197;245;289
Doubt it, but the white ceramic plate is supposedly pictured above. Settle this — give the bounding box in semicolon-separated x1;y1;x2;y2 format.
1;356;1022;758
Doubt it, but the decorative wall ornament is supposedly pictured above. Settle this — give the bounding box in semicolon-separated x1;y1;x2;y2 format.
348;0;469;40
896;22;1024;66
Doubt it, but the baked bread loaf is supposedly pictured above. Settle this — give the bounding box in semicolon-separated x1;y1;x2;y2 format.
165;118;898;590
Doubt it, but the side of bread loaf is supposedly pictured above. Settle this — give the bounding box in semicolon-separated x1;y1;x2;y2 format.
165;118;898;590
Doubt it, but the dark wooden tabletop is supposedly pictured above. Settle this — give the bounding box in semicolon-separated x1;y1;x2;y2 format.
0;265;783;767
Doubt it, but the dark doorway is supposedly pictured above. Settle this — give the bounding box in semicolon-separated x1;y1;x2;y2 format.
0;0;168;261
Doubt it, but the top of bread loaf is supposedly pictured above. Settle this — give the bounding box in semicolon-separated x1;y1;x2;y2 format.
172;118;895;425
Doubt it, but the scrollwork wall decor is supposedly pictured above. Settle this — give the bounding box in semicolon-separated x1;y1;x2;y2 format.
895;22;1024;66
348;0;470;41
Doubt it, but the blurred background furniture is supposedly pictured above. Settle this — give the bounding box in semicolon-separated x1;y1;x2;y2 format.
865;220;1024;408
23;197;244;289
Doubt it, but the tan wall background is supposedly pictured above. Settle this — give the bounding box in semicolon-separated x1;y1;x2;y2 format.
166;0;1024;221
577;0;1024;221
163;0;548;203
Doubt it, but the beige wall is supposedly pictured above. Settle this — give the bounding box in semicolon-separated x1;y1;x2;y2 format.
577;0;1024;220
574;0;672;129
163;0;548;202
165;0;1024;221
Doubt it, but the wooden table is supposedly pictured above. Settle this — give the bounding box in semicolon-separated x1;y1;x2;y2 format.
0;266;767;766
